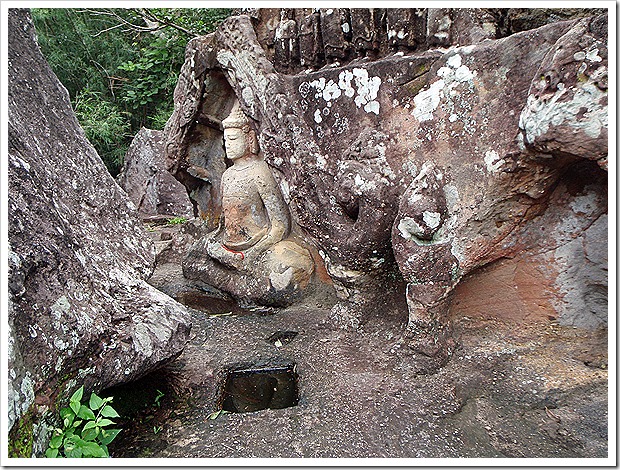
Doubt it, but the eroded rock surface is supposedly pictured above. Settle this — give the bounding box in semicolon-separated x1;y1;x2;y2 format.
117;128;193;219
8;9;192;456
238;8;605;74
164;9;607;370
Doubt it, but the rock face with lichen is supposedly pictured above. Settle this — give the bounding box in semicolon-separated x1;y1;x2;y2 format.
8;9;192;455
164;8;607;370
116;128;193;219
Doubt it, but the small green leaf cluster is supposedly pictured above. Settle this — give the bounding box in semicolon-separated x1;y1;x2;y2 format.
207;409;229;420
117;37;182;110
45;386;121;458
165;216;187;226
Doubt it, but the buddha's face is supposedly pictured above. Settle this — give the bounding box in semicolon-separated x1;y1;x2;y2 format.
224;127;248;161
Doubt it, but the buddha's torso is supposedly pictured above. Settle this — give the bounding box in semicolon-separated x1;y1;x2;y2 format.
221;161;269;247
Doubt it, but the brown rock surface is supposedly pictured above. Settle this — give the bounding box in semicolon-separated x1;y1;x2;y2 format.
8;9;192;455
163;9;607;370
238;8;605;74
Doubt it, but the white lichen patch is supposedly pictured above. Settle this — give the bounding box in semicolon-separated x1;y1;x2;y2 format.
352;68;381;113
323;79;342;101
54;337;70;350
402;161;418;178
316;154;327;169
446;54;462;69
353;174;377;194
443;184;459;212
314;109;323;123
19;372;34;415
412;79;445;122
364;101;380;114
398;217;424;241
51;295;71;321
413;53;476;122
456;44;476;55
484;150;505;173
300;67;381;116
422;211;442;230
434;13;452;40
516;132;526;150
454;64;475;82
519;70;608;143
586;48;602;62
338;70;355;98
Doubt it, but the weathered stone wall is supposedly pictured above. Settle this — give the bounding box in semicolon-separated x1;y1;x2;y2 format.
236;8;605;74
164;8;607;366
8;9;192;455
117;127;193;219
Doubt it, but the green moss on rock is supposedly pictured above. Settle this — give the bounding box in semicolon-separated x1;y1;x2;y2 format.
8;405;35;458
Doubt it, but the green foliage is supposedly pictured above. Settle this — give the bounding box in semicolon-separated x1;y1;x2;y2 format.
31;8;232;176
147;102;174;131
144;8;232;35
207;409;230;420
73;88;130;175
153;389;165;408
116;36;184;130
166;216;187;226
45;386;121;458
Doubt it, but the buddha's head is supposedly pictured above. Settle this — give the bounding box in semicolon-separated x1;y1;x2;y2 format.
222;102;259;161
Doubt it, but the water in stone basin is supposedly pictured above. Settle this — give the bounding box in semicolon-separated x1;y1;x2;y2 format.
220;365;299;413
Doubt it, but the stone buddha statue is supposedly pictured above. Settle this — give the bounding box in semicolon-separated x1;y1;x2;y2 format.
183;101;314;306
204;102;291;269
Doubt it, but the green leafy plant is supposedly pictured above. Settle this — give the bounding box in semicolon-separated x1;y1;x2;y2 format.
32;8;233;178
207;409;230;420
153;389;165;408
46;386;121;458
166;216;187;226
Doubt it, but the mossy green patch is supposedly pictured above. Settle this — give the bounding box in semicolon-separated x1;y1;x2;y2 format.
8;405;36;458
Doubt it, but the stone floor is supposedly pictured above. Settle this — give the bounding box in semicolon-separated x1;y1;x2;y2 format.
107;287;608;460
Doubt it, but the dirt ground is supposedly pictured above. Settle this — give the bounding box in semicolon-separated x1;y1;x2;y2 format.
106;222;608;460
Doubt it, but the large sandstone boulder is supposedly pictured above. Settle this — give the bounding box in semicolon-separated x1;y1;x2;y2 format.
8;9;192;456
164;9;607;369
117;127;193;219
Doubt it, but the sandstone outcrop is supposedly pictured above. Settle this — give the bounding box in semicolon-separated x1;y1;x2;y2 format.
164;9;607;370
117;128;193;219
8;9;192;456
234;8;604;74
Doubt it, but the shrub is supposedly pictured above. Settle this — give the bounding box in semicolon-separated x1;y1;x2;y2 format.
45;386;121;458
73;88;130;176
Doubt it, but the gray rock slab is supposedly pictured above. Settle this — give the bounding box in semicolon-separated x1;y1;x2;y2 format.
8;9;192;455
